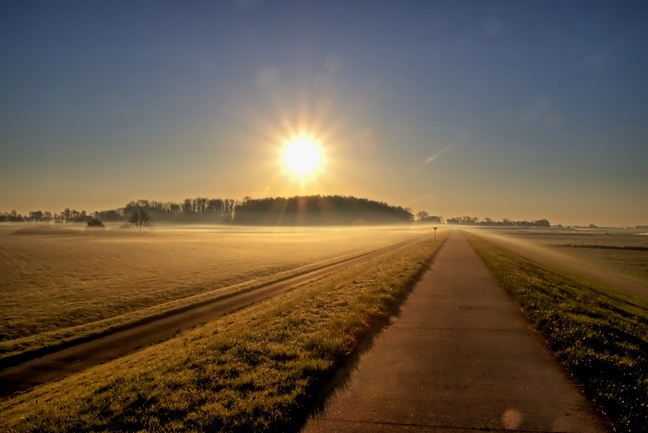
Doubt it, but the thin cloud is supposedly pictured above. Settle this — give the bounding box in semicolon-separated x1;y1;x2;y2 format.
425;145;452;164
411;145;452;173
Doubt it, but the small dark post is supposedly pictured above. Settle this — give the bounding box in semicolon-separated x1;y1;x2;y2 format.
433;227;437;242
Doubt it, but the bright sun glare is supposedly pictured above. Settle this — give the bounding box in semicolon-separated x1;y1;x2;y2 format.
282;135;324;178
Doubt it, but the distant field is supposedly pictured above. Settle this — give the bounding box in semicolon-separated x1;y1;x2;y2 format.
0;223;426;361
471;227;648;290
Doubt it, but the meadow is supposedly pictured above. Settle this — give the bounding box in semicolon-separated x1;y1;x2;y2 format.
470;227;648;295
0;223;426;363
0;228;445;432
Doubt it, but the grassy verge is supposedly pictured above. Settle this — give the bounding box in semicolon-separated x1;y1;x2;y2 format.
465;232;648;433
0;233;446;432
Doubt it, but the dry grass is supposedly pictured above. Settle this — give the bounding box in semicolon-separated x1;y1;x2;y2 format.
0;224;425;360
0;230;447;433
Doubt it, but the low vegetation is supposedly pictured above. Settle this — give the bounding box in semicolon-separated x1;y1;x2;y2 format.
0;232;446;432
477;227;648;286
0;225;421;363
86;218;104;228
466;232;648;433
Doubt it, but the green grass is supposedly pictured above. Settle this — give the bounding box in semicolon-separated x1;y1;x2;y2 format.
466;232;648;433
0;232;447;433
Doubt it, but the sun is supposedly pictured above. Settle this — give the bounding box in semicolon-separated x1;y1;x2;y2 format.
281;135;324;178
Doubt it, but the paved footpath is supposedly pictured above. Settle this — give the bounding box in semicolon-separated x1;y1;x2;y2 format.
302;231;610;433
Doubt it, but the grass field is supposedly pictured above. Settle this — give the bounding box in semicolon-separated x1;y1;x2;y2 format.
473;227;648;286
0;223;427;362
3;224;646;431
0;230;446;433
466;231;648;433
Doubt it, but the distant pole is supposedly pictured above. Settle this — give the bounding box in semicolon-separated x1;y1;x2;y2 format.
434;227;437;242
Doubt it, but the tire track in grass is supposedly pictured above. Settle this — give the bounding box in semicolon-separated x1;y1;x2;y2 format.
0;234;429;398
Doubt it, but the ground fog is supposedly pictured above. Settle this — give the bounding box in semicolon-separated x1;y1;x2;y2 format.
468;227;648;298
0;223;425;359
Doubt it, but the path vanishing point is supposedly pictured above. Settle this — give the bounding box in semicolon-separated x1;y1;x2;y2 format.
302;231;611;433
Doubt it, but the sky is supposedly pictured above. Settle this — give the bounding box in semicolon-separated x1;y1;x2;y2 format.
1;0;647;226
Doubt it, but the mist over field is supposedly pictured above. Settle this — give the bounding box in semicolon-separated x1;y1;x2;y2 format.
466;226;648;297
3;221;646;361
1;222;647;431
0;223;428;359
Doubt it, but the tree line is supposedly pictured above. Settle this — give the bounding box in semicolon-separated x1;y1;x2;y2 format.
0;209;92;223
1;197;557;227
1;195;414;226
445;216;551;227
234;195;413;225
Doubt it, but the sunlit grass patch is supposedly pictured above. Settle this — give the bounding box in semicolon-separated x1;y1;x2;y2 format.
466;232;648;433
0;232;447;432
0;225;424;363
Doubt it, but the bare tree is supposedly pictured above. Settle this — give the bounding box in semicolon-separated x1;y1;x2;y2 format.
416;210;430;222
129;209;153;229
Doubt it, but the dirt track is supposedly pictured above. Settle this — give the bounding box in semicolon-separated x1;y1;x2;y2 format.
0;235;428;398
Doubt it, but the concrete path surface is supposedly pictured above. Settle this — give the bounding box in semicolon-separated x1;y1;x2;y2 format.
302;231;610;433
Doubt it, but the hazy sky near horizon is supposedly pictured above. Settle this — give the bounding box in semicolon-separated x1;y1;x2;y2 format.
1;0;647;226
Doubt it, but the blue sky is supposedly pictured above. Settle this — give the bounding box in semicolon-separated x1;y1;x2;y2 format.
1;0;647;226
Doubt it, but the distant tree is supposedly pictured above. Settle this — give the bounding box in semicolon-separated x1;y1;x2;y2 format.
9;210;23;222
416;211;443;224
129;210;153;229
182;198;194;214
98;209;123;222
233;195;413;225
169;203;181;215
62;208;72;223
29;210;44;222
77;210;87;222
87;218;105;228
